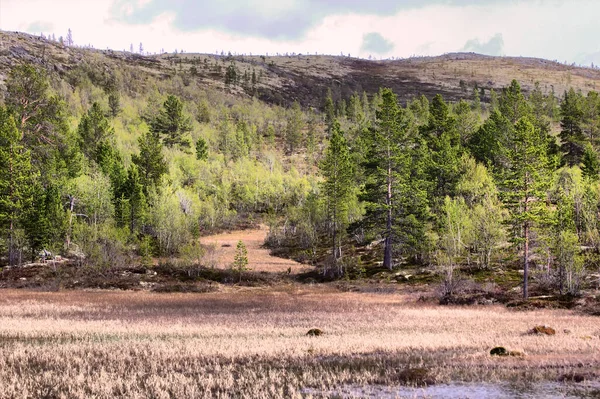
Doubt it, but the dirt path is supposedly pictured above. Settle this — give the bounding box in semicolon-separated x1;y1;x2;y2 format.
199;226;309;274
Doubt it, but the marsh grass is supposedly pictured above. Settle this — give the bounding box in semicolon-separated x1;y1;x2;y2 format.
0;288;598;398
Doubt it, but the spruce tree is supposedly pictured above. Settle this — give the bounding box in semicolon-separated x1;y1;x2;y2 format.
320;120;354;274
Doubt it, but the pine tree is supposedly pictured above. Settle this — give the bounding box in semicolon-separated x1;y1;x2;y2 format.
285;101;304;154
77;102;114;160
108;91;121;118
581;143;600;180
559;88;586;166
320;120;354;275
150;95;192;149
361;89;428;269
232;240;250;281
0;108;34;265
499;80;530;124
122;164;147;233
132;131;168;189
195;137;208;161
499;117;551;299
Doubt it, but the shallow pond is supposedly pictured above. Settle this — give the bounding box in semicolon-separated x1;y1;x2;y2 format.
302;381;600;398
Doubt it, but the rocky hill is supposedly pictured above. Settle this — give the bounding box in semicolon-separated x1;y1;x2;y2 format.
2;30;600;108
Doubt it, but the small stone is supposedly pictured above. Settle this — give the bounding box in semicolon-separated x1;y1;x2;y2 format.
530;325;556;335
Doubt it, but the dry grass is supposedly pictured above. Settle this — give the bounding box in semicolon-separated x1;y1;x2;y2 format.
0;287;598;398
199;226;309;274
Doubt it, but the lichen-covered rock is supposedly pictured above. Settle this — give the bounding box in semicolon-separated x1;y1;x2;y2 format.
490;347;509;356
306;328;323;336
530;325;556;335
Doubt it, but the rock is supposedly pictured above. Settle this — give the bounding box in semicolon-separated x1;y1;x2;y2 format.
306;328;324;337
508;350;525;357
529;325;556;335
490;347;509;356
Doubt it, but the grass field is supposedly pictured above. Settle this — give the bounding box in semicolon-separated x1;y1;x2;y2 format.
0;287;599;398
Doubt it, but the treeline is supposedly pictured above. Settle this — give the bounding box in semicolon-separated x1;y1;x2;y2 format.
0;61;336;269
270;81;600;299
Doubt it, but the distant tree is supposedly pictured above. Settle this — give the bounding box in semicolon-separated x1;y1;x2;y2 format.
196;99;211;124
195;137;208;161
560;88;586;166
108;91;121;118
66;29;73;46
132;131;168;189
130;44;134;53
225;62;237;86
139;42;144;55
285;101;304;154
581;143;600;180
324;88;335;129
150;95;192;149
77;102;114;160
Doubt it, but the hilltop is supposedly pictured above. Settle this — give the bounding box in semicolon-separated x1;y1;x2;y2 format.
2;30;600;108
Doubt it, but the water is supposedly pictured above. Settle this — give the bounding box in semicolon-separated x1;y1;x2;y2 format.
302;381;600;399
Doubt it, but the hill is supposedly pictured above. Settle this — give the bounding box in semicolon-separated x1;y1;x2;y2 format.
2;30;600;108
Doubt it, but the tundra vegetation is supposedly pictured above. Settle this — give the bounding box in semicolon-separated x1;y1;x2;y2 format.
1;31;600;397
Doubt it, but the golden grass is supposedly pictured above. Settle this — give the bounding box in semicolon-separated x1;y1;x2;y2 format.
0;287;598;398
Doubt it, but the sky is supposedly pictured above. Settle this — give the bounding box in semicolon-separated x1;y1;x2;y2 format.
2;0;600;66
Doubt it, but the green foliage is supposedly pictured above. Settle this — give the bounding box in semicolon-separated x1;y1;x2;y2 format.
195;137;209;161
499;116;551;298
560;88;586;166
232;240;250;281
78;102;114;160
132;130;168;189
108;91;121;118
320;120;354;273
0;108;35;265
150;95;193;149
285;101;304;154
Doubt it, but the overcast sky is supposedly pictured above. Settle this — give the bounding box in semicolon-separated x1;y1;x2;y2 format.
2;0;600;65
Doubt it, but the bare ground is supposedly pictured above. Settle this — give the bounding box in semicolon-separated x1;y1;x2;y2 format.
200;226;309;274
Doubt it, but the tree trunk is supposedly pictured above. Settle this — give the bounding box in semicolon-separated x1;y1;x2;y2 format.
383;159;393;270
523;220;529;300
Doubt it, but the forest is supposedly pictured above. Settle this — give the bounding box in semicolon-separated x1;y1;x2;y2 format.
1;51;600;301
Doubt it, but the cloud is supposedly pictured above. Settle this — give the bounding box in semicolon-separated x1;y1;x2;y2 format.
26;20;54;34
361;32;394;54
110;0;505;41
461;33;504;56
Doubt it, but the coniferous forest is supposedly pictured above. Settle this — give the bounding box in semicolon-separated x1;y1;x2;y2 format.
1;34;600;302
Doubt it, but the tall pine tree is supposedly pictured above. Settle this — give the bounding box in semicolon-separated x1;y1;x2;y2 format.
320;120;354;275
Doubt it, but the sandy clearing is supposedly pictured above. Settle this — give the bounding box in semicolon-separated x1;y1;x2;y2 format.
199;226;309;274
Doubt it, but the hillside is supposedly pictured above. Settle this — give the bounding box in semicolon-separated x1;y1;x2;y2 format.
2;30;600;108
